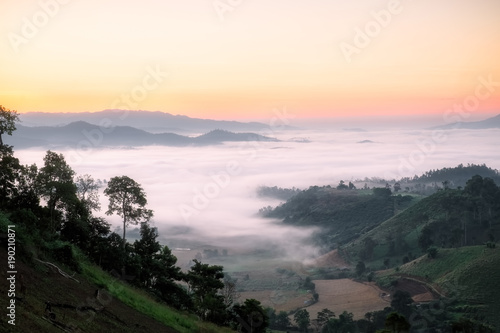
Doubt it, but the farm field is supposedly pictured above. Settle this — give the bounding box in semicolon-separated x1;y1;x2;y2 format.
172;246;392;318
305;279;389;319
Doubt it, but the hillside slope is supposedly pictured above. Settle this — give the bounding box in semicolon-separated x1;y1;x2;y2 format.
0;246;233;333
377;246;500;330
0;247;176;333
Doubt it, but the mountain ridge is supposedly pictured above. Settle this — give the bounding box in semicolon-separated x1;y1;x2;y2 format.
431;113;500;130
5;121;279;149
18;110;294;133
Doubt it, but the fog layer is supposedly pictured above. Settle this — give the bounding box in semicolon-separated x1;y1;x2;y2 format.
15;128;500;261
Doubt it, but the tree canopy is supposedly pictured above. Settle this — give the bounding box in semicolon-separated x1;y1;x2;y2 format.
104;175;153;251
0;105;19;146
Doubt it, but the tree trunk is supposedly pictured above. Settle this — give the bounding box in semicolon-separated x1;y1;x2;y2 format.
121;215;127;277
122;199;127;277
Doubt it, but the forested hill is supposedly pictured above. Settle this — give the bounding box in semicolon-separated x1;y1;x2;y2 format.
347;174;500;263
260;164;500;252
357;163;500;195
260;186;415;248
397;164;500;189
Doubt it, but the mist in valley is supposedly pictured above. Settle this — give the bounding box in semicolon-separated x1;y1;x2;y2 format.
12;122;500;271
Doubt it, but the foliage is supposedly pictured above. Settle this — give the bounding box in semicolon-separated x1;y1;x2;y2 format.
356;261;366;276
256;185;301;200
37;150;78;231
104;175;153;251
427;246;438;259
75;174;102;212
261;185;414;248
185;259;226;323
0;105;19;146
232;299;269;333
321;311;356;333
317;308;335;330
390;291;413;318
294;308;310;332
384;312;410;333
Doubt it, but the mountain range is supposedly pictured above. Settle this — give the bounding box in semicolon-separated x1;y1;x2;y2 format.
431;113;500;130
5;121;279;149
18;110;289;133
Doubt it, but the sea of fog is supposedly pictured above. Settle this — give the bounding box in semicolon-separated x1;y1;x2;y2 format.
15;128;500;260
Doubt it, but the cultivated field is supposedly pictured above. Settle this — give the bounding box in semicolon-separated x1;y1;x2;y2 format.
304;279;389;319
172;246;390;319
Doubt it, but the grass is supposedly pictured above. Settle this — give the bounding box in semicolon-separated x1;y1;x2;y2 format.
81;261;235;333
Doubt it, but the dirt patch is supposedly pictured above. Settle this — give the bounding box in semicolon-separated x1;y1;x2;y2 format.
392;276;439;303
305;279;388;320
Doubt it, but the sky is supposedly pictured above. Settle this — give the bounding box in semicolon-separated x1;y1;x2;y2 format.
1;0;500;120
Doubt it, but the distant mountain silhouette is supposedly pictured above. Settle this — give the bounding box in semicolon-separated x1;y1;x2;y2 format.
6;121;279;149
18;110;294;133
431;113;500;130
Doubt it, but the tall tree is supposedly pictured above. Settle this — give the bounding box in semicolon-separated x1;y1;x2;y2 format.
185;259;225;322
233;299;269;333
275;311;291;330
317;308;335;330
390;291;413;318
0;145;21;206
37;150;77;231
0;105;19;147
294;309;310;332
104;176;153;252
384;312;410;333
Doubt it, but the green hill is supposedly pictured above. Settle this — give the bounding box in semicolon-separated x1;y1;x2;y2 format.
261;186;416;248
344;177;500;269
377;246;500;330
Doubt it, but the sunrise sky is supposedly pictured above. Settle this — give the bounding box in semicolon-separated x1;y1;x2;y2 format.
1;0;500;120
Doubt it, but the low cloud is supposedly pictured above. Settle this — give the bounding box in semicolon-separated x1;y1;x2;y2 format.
15;127;500;262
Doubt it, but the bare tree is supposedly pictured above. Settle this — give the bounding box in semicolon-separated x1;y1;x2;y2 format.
220;280;240;308
76;174;101;212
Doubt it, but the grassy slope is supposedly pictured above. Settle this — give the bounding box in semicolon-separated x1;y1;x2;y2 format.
0;212;234;333
377;246;500;329
81;261;235;333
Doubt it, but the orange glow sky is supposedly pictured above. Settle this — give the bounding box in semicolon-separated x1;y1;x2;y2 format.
1;0;500;120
